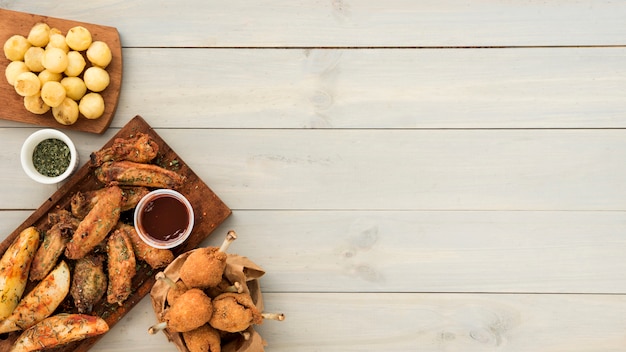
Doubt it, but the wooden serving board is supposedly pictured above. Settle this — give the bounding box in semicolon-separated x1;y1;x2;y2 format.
0;8;122;134
0;115;231;351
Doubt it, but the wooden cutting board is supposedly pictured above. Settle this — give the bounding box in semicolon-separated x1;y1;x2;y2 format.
0;8;122;134
0;115;231;351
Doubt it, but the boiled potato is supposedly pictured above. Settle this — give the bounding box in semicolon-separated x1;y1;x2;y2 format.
27;22;51;47
64;51;86;77
61;76;87;101
52;97;79;125
3;35;31;61
83;66;110;92
66;26;92;51
38;69;63;86
79;92;105;119
14;71;41;97
86;41;112;68
42;47;69;74
46;33;69;52
24;93;51;114
24;46;45;72
41;81;66;107
5;61;29;86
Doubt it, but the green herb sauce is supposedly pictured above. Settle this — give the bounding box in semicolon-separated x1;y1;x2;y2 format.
32;138;71;177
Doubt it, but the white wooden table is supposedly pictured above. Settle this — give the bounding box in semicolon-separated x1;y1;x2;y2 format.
1;1;626;351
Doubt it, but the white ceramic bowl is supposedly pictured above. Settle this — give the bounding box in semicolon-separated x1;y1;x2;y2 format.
134;189;195;249
20;129;79;184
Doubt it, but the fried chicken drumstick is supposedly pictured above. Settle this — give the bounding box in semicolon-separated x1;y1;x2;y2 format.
179;231;237;289
183;324;221;352
149;288;213;333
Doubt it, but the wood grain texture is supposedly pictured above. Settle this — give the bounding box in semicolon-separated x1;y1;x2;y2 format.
0;8;122;133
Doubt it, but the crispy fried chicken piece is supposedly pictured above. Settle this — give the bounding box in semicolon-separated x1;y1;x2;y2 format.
94;161;186;189
70;254;107;314
150;288;213;333
179;231;237;289
117;222;174;269
183;324;221;352
106;228;136;305
71;186;150;219
47;209;79;227
65;186;123;260
29;223;70;282
155;272;189;305
208;293;262;333
90;132;159;166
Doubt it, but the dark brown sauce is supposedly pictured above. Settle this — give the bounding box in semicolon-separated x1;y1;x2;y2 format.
139;195;189;242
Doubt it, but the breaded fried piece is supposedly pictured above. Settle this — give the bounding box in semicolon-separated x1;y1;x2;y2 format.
29;223;70;281
116;222;173;269
65;186;123;260
209;293;262;333
71;186;150;219
90;132;159;166
179;247;226;289
70;254;107;314
94;161;185;189
106;229;136;305
164;288;213;333
183;324;221;352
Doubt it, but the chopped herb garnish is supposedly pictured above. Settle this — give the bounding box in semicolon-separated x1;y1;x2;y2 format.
32;138;70;177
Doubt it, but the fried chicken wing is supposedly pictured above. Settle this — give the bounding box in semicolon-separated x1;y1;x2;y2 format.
90;132;159;166
65;186;123;260
106;228;136;305
71;186;150;219
29;223;71;281
70;254;107;314
183;324;221;352
117;222;174;269
95;160;186;189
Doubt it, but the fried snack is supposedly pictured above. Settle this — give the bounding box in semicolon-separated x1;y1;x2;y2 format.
106;228;136;305
29;223;71;281
95;160;185;189
90;132;159;166
65;185;123;259
183;324;221;352
70;254;107;314
70;186;150;219
117;222;174;269
150;289;213;334
155;272;188;305
209;293;262;333
179;231;237;289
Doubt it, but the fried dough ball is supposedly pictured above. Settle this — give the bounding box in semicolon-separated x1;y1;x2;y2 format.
24;46;45;72
183;324;221;352
24;93;51;115
14;71;41;97
42;47;69;74
5;61;29;86
4;34;31;61
66;26;92;51
52;97;79;125
41;81;66;107
87;41;112;68
61;76;87;101
79;92;105;119
46;32;69;52
64;51;86;77
83;66;110;92
208;293;262;333
179;232;237;289
27;22;51;47
164;289;213;333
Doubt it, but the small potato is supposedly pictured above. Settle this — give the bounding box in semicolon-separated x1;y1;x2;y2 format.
27;22;51;47
61;76;87;101
52;97;79;125
24;93;51;115
83;66;110;92
64;51;86;77
46;33;69;52
86;41;112;68
41;81;66;107
5;61;29;86
42;47;69;74
66;26;92;51
14;71;41;97
38;69;63;86
24;46;45;72
4;35;31;61
79;92;105;119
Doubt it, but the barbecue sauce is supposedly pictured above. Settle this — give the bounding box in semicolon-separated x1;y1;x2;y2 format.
139;195;190;242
